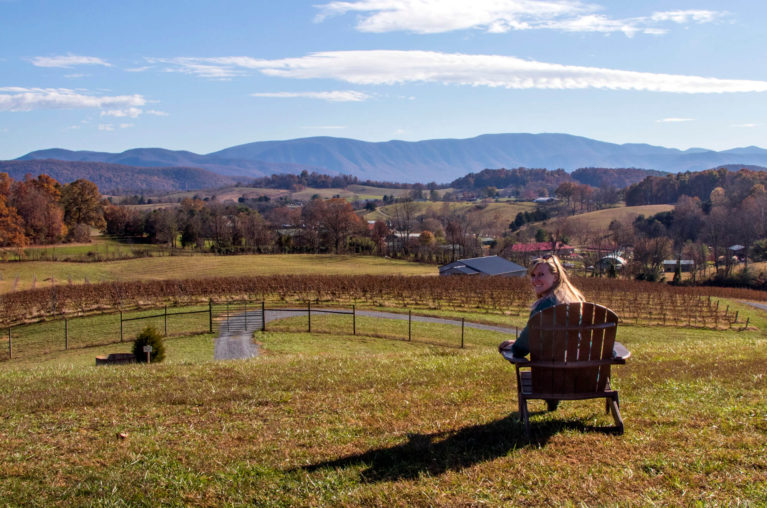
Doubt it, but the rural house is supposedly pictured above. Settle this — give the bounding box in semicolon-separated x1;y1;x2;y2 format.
439;255;527;277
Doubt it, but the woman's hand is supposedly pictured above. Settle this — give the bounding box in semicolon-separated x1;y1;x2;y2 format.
498;340;515;353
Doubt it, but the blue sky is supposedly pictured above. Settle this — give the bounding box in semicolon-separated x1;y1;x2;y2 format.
1;0;766;161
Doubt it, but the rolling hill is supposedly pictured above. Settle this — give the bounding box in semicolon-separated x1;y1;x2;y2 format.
0;159;240;194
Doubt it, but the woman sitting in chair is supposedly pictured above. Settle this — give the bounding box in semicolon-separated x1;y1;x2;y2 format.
498;254;585;359
498;254;585;412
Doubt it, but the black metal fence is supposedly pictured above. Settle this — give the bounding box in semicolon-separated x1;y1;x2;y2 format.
2;299;503;361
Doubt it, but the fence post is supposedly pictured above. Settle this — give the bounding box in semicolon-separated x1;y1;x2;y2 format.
7;327;11;359
164;305;168;336
734;311;738;323
408;310;411;341
65;318;68;350
261;301;266;332
353;304;356;335
120;311;123;342
209;299;213;334
461;317;465;348
244;301;248;329
226;302;230;332
308;301;312;333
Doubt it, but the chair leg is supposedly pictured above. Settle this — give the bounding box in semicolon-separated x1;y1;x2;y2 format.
520;397;530;437
608;394;624;434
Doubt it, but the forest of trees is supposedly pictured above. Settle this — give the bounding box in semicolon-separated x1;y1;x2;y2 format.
249;171;422;191
624;168;767;206
448;167;660;199
0;173;105;247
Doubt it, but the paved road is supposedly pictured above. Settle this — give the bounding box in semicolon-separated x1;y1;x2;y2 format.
214;308;518;361
740;301;767;312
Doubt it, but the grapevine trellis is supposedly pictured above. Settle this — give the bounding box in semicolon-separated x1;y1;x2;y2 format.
0;274;758;331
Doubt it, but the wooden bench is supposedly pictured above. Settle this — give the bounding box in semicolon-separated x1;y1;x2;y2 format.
95;353;136;365
502;302;630;435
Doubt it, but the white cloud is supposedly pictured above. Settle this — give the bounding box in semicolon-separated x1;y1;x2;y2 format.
0;87;146;115
119;123;134;129
100;107;143;118
98;124;114;131
166;51;767;94
251;90;371;102
31;54;111;68
146;57;245;78
651;10;721;24
657;117;694;123
146;109;169;116
314;0;725;35
126;66;153;72
731;123;760;128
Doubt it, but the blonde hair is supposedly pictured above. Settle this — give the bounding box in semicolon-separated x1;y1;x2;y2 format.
529;254;585;304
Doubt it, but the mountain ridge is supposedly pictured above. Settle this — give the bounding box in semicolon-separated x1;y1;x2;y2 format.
13;132;767;183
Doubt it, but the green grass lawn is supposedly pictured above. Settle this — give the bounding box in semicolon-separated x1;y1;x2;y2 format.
0;302;765;505
0;254;436;294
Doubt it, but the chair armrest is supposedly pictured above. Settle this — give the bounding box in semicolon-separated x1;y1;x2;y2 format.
613;342;631;362
500;349;529;364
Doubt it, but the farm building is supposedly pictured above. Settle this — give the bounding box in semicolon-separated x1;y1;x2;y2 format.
596;254;627;270
439;255;527;277
663;259;695;272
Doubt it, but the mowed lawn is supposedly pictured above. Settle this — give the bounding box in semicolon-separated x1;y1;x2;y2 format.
0;301;765;505
0;254;436;294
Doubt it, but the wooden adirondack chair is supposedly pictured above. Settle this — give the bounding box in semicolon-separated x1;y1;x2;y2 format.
503;302;630;435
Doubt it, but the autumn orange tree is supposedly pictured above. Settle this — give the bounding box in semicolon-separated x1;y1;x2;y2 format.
0;172;106;247
9;175;67;244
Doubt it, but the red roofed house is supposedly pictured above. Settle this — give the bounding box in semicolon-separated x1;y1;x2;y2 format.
509;241;575;257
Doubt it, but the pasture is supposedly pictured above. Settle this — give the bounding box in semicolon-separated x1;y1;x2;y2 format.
0;295;765;505
364;200;537;227
0;254;436;294
562;204;675;232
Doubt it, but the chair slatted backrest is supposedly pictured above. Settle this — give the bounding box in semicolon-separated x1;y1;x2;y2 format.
528;303;619;395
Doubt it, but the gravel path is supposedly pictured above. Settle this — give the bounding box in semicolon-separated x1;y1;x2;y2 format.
214;308;517;361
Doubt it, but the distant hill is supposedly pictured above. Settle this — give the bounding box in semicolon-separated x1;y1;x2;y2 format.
15;133;767;183
16;148;324;178
571;167;668;188
449;167;666;193
0;159;240;194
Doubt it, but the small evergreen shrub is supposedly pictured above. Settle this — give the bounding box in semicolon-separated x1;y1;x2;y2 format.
132;325;166;363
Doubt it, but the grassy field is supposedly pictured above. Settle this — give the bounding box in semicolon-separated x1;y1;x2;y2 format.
148;185;414;204
0;236;167;263
0;254;436;294
365;200;536;226
562;204;675;232
0;300;765;505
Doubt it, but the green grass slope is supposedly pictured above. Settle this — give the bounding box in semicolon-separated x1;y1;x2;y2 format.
0;301;765;505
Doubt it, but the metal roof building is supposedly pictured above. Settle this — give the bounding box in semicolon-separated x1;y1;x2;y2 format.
439;255;527;277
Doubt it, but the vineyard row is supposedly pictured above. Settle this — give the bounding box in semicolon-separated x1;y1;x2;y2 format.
0;275;759;331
